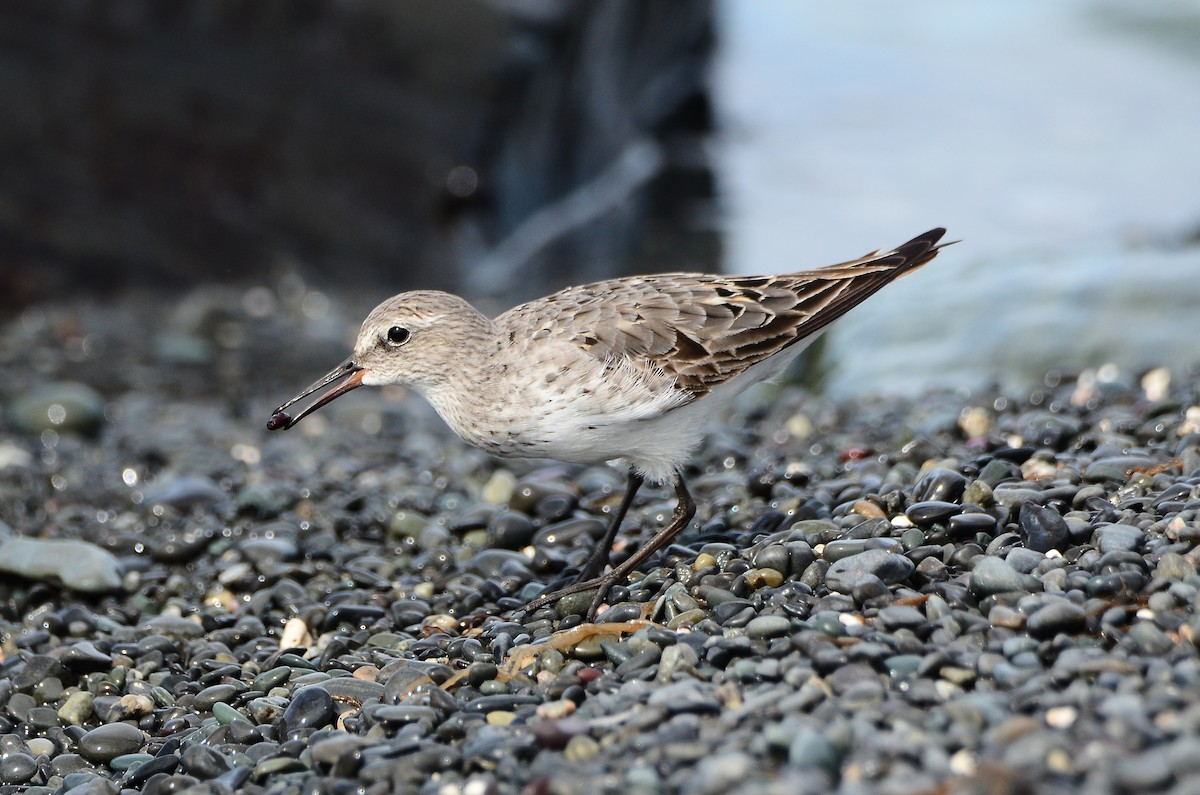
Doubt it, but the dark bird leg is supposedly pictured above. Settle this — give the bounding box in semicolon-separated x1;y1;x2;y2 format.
575;470;644;583
521;470;696;622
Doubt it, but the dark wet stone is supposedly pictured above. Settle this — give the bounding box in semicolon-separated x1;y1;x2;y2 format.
192;684;238;712
120;753;180;788
977;458;1022;487
914;468;968;503
282;687;335;733
180;744;232;779
78;722;145;763
1084;456;1156;482
489;511;536;549
239;537;299;564
11;655;68;691
906;500;962;526
1026;601;1087;638
322;604;386;631
60;641;114;673
826;549;915;592
1086;570;1148;597
314;677;386;706
463;694;542;713
1018;503;1070;553
878;605;926;631
0;752;37;785
371;704;439;727
949;512;998;535
150;527;216;563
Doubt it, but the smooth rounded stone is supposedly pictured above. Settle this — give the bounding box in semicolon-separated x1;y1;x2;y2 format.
193;683;238;712
949;512;998;535
1127;622;1174;656
238;537;299;565
0;537;123;593
59;691;95;725
1084;455;1156;482
1157;552;1196;581
899;527;926;550
108;752;154;773
180;743;231;779
1087;570;1148;597
914;468;968;503
906;500;962;526
1018;503;1070;553
1026;601;1087;638
313;677;386;705
141;476;226;510
60;641;114;673
744;615;791;639
120;753;181;789
488;511;536;550
825;549;915;593
1005;547;1046;574
877;605;926;631
646;681;721;714
969;557;1030;598
788;727;841;773
282;687;335;733
684;751;756;795
884;654;923;676
137;615;205;639
6;691;36;722
26;737;55;757
212;702;249;726
1095;524;1145;553
8;382;105;434
752;544;790;574
0;752;37;785
77;722;145;763
252;667;293;692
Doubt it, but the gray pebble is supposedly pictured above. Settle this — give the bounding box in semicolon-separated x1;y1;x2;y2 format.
1095;523;1145;553
969;557;1029;597
826;549;915;592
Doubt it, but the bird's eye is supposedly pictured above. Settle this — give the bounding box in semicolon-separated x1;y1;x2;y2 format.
386;326;410;346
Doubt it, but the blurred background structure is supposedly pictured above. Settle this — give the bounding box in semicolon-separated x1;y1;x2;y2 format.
2;0;1199;396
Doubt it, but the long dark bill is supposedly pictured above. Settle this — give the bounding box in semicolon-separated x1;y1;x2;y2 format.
266;358;365;431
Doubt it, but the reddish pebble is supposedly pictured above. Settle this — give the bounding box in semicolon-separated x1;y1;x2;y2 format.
576;666;603;684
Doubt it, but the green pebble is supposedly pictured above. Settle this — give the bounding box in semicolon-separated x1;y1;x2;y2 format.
564;734;601;762
58;691;95;726
213;702;250;725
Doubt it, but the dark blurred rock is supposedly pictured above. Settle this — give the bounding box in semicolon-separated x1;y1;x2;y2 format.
0;0;715;307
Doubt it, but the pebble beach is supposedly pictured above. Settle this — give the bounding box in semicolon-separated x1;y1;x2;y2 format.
2;291;1200;795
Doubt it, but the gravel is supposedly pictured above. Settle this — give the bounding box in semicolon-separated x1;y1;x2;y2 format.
2;290;1200;794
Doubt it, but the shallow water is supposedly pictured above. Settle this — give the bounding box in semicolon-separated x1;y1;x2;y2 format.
714;0;1200;394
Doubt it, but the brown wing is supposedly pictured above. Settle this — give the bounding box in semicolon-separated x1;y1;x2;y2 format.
499;228;948;397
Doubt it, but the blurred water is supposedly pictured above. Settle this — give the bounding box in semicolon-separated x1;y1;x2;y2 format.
714;0;1200;395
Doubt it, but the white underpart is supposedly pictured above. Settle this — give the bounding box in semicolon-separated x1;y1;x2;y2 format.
502;330;827;485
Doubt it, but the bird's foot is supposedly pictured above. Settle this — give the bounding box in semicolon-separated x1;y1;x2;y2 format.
521;573;618;622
